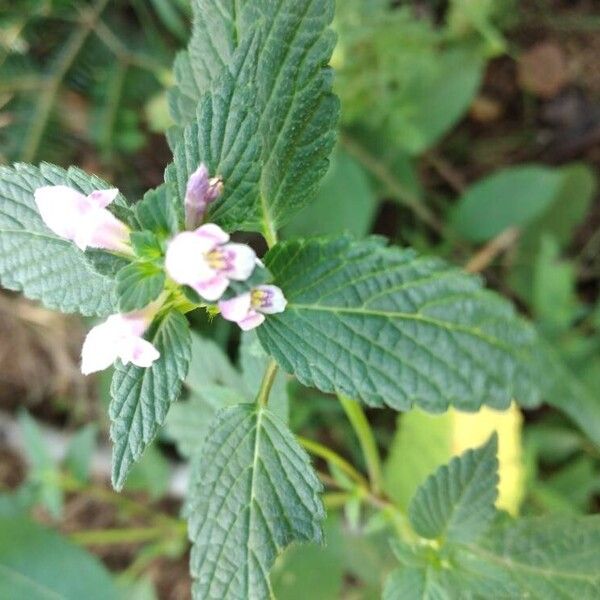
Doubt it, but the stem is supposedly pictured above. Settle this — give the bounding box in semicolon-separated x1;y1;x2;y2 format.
256;359;279;408
22;0;111;162
70;523;185;546
340;132;444;235
298;436;369;488
338;395;383;494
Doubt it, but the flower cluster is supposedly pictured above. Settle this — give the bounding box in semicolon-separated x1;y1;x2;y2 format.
34;164;286;375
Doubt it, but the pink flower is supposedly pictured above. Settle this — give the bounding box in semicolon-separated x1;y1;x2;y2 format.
81;306;160;375
185;163;223;230
34;185;131;254
219;285;287;331
165;223;256;302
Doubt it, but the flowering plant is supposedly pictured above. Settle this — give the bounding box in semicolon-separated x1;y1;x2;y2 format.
1;1;599;599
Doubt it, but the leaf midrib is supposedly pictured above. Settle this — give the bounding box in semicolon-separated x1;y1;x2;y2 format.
463;544;600;584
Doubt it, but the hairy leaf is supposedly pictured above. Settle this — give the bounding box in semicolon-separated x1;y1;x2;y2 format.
169;0;339;233
188;404;323;599
408;435;499;543
110;310;191;490
258;237;542;411
0;163;122;316
116;261;166;312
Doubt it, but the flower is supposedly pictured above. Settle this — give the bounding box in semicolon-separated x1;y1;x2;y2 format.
34;185;131;253
165;223;256;301
219;285;287;331
81;306;160;375
184;163;223;230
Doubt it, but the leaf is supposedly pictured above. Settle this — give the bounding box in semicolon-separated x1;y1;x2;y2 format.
188;404;324;600
134;184;178;236
0;517;118;600
18;410;63;519
462;515;600;598
167;35;263;231
284;146;377;239
451;165;565;242
0;163;121;316
170;0;339;232
258;237;542;411
384;405;524;515
64;424;98;484
116;260;166;312
408;435;498;544
110;310;191;490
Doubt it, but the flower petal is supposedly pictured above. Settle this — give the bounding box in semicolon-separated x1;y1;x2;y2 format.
194;223;230;249
222;243;256;280
192;274;230;302
219;293;252;323
120;337;161;368
80;319;120;375
255;285;287;314
34;185;88;241
238;311;266;331
165;232;214;285
75;207;130;253
87;188;119;209
185;164;210;229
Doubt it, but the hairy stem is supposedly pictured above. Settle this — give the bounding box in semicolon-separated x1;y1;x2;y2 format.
256;359;279;408
338;395;383;494
70;522;186;546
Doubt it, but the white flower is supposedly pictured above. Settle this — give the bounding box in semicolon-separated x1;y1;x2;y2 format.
219;285;287;331
34;185;130;253
81;308;160;375
165;224;256;301
184;163;224;230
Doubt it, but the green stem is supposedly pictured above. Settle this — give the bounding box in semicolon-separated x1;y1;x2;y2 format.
256;359;279;408
70;523;185;546
338;395;384;495
22;0;111;161
298;436;369;488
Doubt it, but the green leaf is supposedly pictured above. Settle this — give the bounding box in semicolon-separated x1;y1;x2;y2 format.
408;435;498;544
284;146;377;239
18;410;63;519
134;184;178;236
451;165;564;242
167;35;263;231
116;261;166;312
0;163;121;316
188;404;324;599
0;517;118;600
64;424;98;484
110;310;191;490
130;231;164;260
170;0;339;233
258;237;541;411
462;515;600;598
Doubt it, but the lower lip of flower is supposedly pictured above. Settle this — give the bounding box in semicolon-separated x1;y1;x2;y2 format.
251;289;271;309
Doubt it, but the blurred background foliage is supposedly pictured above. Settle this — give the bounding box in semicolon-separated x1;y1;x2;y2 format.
0;0;599;598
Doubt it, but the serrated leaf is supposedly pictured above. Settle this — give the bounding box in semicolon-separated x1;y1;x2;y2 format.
110;310;191;490
0;163;120;316
134;184;178;235
130;231;164;260
116;261;166;312
408;435;498;544
169;0;339;233
257;237;541;411
384;405;524;515
188;404;324;600
463;515;600;598
167;35;262;231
